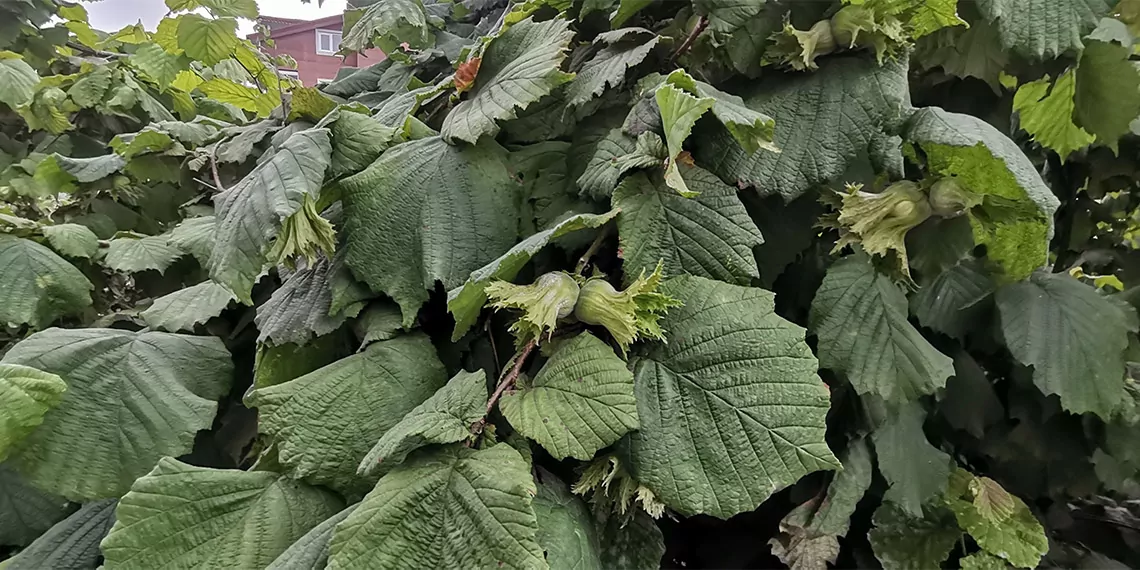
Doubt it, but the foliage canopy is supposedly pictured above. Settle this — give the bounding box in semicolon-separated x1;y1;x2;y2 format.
3;0;1140;568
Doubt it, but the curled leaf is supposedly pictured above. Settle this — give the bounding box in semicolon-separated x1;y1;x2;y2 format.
454;57;481;93
269;193;337;269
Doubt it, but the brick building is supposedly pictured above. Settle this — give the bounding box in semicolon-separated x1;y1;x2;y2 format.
248;15;386;87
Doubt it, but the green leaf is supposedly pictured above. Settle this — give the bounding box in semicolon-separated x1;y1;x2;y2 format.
977;0;1113;59
253;335;349;392
39;153;126;183
3;499;116;570
254;254;355;346
104;234;183;274
442;17;575;144
328;110;398;178
769;439;873;570
100;458;344;569
358;369;487;476
533;471;604;570
699;55;909;201
0;464;71;547
502;333;638;460
141;280;236;332
1012;71;1094;161
1;328;232;500
960;552;1009;570
167;215;215;265
288;87;337;123
626;275;837;518
176;14;239;66
266;505;358;570
945;469;1048;568
67;65;112;108
341;0;434;54
596;508;664;569
247;333;447;494
328;444;546;569
910;258;996;340
447;211;617;341
130;43;186;90
342;136;519;327
614;167;763;287
41;223;98;259
1074;37;1140;152
0;236;93;329
810;255;954;405
208;128;332;303
872;403;954;518
995;271;1136;419
0;57;38;108
654;82;713;197
903;107;1059;282
167;0;259;19
611;0;655;26
354;303;405;348
566;31;659;107
915;21;1008;92
577;129;664;200
694;0;766;33
0;364;64;463
199;77;278;116
869;503;961;570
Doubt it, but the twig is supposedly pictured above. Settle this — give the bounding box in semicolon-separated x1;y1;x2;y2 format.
575;224;611;276
66;41;125;59
471;339;537;436
669;16;708;65
485;318;501;378
210;146;227;193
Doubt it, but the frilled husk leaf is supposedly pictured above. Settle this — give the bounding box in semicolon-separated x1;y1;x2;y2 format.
829;4;907;64
822;181;932;281
486;271;580;343
572;454;666;519
572;262;681;354
767;20;837;71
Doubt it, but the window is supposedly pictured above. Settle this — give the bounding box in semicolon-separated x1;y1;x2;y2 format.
278;69;300;80
317;78;333;86
316;29;342;55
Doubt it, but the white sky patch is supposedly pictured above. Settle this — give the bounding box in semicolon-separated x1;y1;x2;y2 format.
84;0;349;36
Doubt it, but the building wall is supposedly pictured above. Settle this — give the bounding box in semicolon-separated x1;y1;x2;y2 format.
256;22;386;87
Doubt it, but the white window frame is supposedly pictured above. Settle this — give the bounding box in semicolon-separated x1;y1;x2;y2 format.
278;69;300;80
315;29;342;56
317;78;333;86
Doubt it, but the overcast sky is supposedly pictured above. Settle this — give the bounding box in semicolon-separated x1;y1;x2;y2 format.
85;0;348;36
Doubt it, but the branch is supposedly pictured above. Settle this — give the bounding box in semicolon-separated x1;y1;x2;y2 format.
669;16;708;66
66;41;125;59
471;339;538;437
575;224;611;276
210;146;227;193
